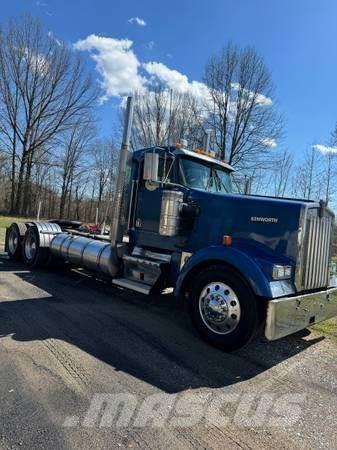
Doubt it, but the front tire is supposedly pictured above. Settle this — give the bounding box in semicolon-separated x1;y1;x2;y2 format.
189;265;261;351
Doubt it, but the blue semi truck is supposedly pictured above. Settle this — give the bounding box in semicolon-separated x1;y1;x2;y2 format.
5;97;337;351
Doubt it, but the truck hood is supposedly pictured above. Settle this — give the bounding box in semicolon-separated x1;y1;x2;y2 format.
185;191;311;262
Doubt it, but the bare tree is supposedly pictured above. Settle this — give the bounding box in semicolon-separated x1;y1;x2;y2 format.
322;125;337;205
91;138;117;211
132;85;203;149
291;147;322;200
203;43;283;168
322;152;336;205
0;15;98;215
59;117;95;219
267;149;293;197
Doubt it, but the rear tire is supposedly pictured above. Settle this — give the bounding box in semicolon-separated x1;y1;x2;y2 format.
22;225;50;268
6;222;28;261
189;265;261;351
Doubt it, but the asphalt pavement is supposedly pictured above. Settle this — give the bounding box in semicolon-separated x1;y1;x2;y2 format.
0;250;337;449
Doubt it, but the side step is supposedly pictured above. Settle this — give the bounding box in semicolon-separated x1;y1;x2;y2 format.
113;248;172;295
112;278;152;295
122;254;168;288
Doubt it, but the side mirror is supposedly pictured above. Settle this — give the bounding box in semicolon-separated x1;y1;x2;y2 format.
143;152;159;182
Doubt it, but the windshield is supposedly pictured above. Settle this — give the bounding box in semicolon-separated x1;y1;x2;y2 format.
179;157;232;193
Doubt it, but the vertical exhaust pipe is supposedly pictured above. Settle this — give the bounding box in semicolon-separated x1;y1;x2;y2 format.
110;96;135;247
203;129;212;152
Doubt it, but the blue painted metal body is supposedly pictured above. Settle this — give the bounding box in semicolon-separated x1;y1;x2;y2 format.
128;147;312;299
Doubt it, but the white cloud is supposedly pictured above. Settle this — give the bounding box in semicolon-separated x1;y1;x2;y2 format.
231;82;272;106
147;41;155;50
128;17;147;26
261;138;277;148
313;144;337;154
73;33;275;118
143;61;209;102
73;35;145;99
73;35;209;102
256;93;273;106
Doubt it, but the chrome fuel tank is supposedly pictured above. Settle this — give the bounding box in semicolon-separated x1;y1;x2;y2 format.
50;233;119;277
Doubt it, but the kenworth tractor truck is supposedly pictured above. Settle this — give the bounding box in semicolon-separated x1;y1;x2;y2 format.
5;97;337;351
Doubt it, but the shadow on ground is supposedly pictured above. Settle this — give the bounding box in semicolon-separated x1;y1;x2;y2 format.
0;253;324;393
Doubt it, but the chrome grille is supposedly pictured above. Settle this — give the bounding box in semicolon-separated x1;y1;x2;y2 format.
299;208;334;290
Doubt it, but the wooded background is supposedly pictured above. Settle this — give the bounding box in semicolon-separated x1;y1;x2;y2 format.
1;15;337;224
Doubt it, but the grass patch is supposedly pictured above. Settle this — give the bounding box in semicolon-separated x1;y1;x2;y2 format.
0;215;31;244
312;317;337;341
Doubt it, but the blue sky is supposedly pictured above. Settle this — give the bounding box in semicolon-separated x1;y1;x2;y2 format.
3;0;337;158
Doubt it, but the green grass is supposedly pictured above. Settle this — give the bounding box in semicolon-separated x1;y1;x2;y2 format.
0;215;31;245
312;317;337;341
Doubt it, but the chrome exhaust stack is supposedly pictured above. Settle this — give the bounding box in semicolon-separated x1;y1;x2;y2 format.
110;96;135;247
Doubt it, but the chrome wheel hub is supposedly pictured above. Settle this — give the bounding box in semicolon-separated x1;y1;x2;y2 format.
8;229;18;254
24;231;37;261
199;282;241;334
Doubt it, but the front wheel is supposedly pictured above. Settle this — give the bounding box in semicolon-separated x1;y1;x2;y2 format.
189;265;261;351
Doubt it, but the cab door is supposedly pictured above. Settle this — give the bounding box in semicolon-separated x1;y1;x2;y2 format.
135;155;170;233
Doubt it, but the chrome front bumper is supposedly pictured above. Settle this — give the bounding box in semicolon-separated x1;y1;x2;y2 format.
265;287;337;340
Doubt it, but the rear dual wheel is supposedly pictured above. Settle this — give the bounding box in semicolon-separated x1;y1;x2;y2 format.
189;265;261;351
6;222;28;261
22;225;50;268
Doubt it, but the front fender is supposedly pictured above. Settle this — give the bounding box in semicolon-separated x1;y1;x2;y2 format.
174;245;275;298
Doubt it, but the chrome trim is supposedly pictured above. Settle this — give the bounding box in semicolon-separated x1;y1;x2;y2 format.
265;287;337;340
110;96;134;246
112;278;151;295
180;251;192;270
295;204;334;291
272;265;292;280
132;246;172;263
294;204;308;291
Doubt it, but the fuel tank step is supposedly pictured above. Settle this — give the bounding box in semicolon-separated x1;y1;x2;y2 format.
122;254;168;288
112;278;152;295
123;255;164;268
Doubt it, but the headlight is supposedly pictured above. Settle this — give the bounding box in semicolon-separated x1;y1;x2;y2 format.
272;265;292;280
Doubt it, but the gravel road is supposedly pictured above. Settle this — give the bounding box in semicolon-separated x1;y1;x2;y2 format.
0;250;337;450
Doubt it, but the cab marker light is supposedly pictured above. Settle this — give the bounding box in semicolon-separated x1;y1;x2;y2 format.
223;235;232;246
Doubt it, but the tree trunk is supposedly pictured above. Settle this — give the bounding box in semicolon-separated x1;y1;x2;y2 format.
22;154;33;216
10;149;16;213
15;151;28;214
